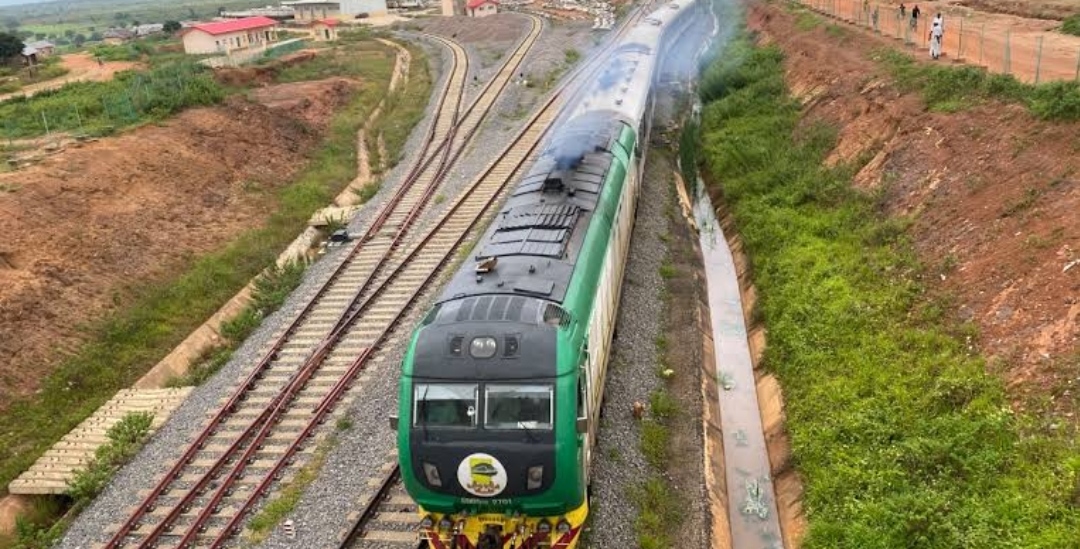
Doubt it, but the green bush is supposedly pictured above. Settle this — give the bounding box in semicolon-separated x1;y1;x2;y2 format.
698;34;1080;548
1061;14;1080;36
67;411;153;502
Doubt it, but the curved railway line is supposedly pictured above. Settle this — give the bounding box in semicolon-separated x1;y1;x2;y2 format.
102;19;543;549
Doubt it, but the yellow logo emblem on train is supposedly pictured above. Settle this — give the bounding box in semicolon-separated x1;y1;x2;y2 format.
458;453;508;497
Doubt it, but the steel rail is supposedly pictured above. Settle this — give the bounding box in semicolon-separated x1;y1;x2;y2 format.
104;37;469;549
340;466;402;548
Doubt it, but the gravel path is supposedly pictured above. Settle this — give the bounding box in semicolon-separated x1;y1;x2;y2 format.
580;147;671;549
583;10;716;548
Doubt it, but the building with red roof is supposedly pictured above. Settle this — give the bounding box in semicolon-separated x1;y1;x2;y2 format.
180;16;280;55
466;0;498;17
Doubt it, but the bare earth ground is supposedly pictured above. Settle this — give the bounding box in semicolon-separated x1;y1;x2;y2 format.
749;2;1080;417
0;53;142;103
0;76;357;408
952;0;1080;20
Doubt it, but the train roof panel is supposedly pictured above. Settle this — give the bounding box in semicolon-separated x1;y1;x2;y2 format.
437;112;630;306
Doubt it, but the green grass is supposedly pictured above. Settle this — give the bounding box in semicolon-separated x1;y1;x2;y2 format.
0;39;418;496
165;261;306;388
630;477;682;549
874;47;1080;120
245;436;336;543
1061;14;1080;36
697;35;1080;548
371;43;434;170
0;61;225;139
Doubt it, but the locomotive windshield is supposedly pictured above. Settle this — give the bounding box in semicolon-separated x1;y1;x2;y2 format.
484;384;553;430
413;384;477;427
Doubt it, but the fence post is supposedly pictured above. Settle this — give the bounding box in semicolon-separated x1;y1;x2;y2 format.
957;18;964;60
1076;46;1080;81
1034;35;1043;84
979;23;985;67
1004;29;1011;75
74;106;82;130
40;111;49;135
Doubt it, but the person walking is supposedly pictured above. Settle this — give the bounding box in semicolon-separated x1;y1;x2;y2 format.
910;4;921;31
928;16;944;59
899;2;906;19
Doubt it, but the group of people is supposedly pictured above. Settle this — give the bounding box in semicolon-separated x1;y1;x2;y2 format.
894;3;946;60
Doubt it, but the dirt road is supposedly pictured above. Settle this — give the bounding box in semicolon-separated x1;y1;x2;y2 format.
0;53;140;103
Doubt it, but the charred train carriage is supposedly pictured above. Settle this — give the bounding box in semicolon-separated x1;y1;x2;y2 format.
396;3;701;547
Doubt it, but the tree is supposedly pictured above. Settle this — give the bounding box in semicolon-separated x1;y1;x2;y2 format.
64;29;75;38
163;20;181;33
73;33;86;46
0;32;24;61
34;32;47;40
3;17;18;33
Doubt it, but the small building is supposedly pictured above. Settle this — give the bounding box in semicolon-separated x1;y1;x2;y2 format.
20;45;38;66
102;28;135;45
131;23;165;37
284;0;388;20
466;0;498;17
284;0;343;20
180;17;280;55
23;40;55;57
310;19;340;41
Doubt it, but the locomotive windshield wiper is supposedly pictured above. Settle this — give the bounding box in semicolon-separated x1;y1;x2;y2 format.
420;385;431;442
517;421;540;443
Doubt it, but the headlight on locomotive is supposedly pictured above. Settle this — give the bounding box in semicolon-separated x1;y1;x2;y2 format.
422;461;442;487
526;465;544;490
556;518;572;534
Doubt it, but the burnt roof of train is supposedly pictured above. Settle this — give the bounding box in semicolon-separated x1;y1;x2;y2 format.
436;111;631;309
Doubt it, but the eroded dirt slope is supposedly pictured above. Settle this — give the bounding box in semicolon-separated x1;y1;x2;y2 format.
748;3;1080;417
0;78;356;406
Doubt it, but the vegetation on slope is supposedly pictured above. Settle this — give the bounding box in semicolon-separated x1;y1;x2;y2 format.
873;47;1080;120
696;36;1080;548
0;61;226;139
0;39;425;496
1061;14;1080;37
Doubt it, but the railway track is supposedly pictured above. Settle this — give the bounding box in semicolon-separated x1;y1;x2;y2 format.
101;21;543;549
338;465;423;549
101;8;663;545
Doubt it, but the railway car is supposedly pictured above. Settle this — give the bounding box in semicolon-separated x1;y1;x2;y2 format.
394;3;700;548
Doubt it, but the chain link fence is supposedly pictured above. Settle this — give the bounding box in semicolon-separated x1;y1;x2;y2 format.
797;0;1080;84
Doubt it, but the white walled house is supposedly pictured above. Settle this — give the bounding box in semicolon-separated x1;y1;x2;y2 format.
284;0;388;19
466;0;498;17
180;17;279;55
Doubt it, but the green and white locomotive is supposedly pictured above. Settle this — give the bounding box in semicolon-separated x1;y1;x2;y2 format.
395;3;700;547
